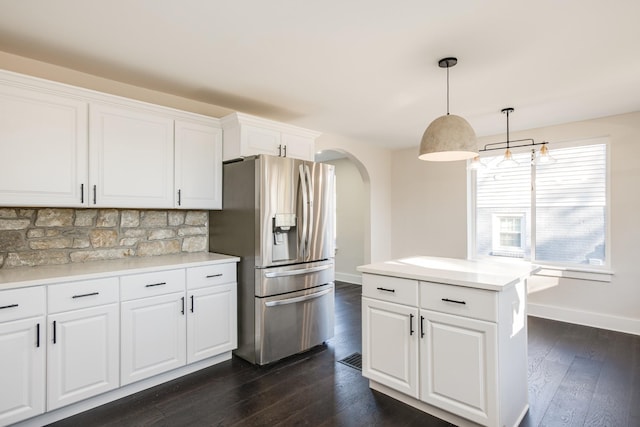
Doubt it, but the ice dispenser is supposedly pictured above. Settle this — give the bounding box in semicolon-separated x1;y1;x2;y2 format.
272;213;297;261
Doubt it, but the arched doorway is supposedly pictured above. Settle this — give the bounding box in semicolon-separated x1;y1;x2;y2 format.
316;149;368;285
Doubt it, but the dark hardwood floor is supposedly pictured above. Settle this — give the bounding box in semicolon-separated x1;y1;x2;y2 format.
49;282;639;427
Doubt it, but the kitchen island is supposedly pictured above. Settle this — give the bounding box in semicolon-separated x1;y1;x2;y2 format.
357;256;539;427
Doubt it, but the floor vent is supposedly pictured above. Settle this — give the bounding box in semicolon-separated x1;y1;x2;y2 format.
338;352;362;371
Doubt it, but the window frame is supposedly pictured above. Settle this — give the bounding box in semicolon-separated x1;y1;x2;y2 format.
467;136;613;281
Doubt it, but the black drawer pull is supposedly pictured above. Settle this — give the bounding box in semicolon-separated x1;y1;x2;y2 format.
376;287;395;293
409;313;415;335
442;298;466;305
72;292;99;299
145;282;167;288
206;273;223;278
0;303;19;310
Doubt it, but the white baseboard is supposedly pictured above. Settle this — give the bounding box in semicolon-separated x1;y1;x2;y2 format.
528;302;640;336
335;272;362;285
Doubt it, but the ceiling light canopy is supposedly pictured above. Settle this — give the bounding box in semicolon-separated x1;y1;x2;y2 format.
419;57;478;162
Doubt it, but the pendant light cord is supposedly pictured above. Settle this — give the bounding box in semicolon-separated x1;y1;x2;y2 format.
446;65;450;115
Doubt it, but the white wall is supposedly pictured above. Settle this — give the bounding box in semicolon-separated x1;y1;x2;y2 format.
316;133;392;265
390;111;640;335
325;158;365;284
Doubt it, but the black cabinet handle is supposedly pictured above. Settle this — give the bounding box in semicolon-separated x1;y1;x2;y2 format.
181;297;185;315
190;295;194;313
283;145;287;157
145;282;167;288
72;292;99;299
81;183;84;204
53;320;57;344
420;316;425;338
278;144;282;156
409;313;415;336
376;287;395;293
442;298;466;305
206;273;222;278
0;303;18;310
93;185;97;205
178;189;181;206
36;323;40;348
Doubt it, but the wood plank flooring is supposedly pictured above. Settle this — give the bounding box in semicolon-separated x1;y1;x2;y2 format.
49;282;640;427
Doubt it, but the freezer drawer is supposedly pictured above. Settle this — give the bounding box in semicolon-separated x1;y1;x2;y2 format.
255;283;334;365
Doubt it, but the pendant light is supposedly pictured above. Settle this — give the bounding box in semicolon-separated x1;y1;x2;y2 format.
418;57;478;161
533;143;557;165
478;108;556;167
496;107;519;168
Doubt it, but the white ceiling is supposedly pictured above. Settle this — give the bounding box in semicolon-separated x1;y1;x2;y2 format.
1;0;639;150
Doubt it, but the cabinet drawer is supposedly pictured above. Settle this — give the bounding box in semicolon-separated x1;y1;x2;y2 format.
362;274;418;306
120;269;185;301
48;278;119;314
420;281;497;322
187;263;237;290
0;287;45;322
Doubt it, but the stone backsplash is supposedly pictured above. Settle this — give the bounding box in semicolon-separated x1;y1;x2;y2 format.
0;208;209;269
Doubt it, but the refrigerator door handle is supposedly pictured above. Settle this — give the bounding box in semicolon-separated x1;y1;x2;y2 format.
299;164;308;258
264;288;332;307
304;164;313;258
264;264;331;278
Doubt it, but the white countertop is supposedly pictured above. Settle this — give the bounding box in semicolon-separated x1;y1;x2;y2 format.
357;256;539;291
0;252;240;291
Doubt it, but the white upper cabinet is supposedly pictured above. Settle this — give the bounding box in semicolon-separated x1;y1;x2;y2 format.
174;119;223;210
0;70;223;210
0;75;88;207
89;103;174;208
221;112;320;161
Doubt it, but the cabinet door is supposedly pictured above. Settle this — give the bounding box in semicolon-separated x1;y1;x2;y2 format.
120;292;186;386
187;283;237;363
281;133;315;161
0;83;88;207
362;297;418;398
47;304;119;410
241;125;281;157
420;309;498;426
89;103;174;208
175;120;222;209
0;316;45;425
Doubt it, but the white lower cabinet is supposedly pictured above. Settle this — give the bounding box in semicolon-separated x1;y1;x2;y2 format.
0;256;238;426
362;273;528;427
186;263;238;363
0;288;46;426
46;278;120;411
187;283;236;363
362;297;418;398
420;309;498;426
120;292;187;385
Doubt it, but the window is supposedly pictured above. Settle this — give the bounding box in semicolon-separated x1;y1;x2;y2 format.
470;138;609;270
492;213;525;257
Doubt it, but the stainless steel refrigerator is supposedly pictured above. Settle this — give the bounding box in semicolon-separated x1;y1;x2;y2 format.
209;155;335;365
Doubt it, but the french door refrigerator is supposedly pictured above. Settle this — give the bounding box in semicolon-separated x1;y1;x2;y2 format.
209;155;335;365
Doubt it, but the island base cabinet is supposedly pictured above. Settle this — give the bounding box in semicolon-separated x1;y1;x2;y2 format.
47;304;119;411
420;309;498;426
362;297;419;398
0;317;45;426
187;283;237;363
120;292;187;386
